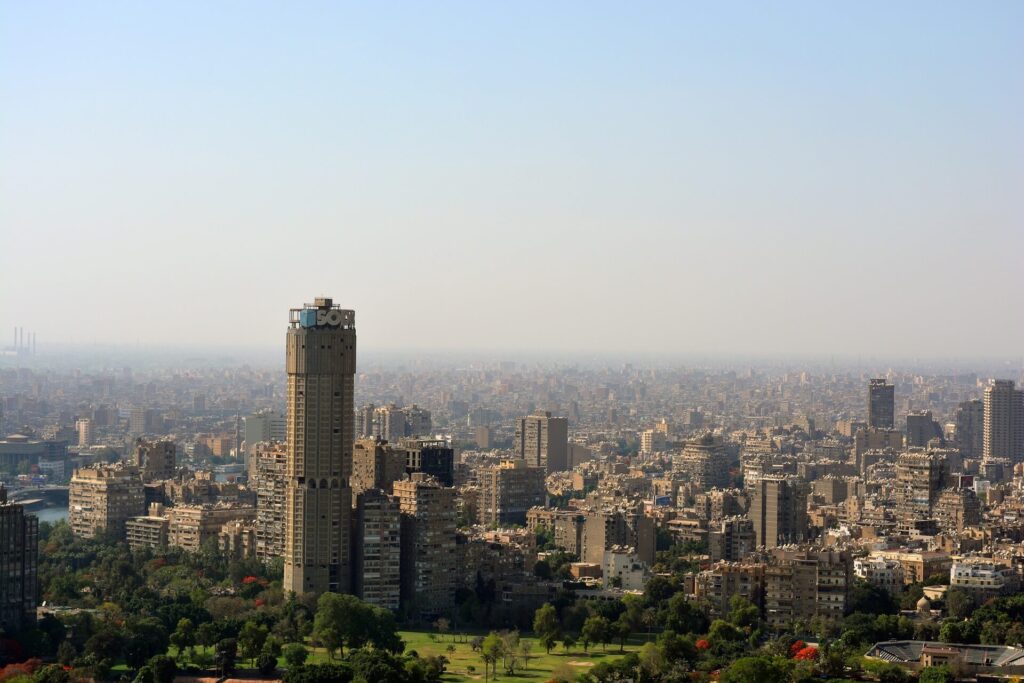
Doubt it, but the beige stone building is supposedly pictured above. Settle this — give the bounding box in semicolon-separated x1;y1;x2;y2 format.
477;459;546;527
253;442;287;560
351;437;406;496
672;438;731;490
764;547;851;629
395;473;457;620
134;438;176;482
353;488;401;610
582;507;655;566
694;561;765;619
168;504;256;552
748;475;808;548
284;298;356;595
984;380;1024;462
69;464;145;539
126;503;170;549
514;411;568;473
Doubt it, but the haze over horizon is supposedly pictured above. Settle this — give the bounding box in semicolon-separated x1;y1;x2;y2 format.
2;2;1022;357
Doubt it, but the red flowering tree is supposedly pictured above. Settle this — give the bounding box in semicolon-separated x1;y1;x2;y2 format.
695;639;710;651
794;646;818;661
789;640;805;657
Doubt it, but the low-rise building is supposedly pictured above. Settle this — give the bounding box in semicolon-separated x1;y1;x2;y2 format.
854;556;904;594
168;504;256;552
602;545;648;590
949;559;1020;599
126;503;170;549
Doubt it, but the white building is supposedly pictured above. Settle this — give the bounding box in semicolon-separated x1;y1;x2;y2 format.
603;545;648;591
855;556;904;594
950;559;1020;598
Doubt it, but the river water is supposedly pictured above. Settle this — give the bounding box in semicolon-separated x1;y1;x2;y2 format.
32;507;68;524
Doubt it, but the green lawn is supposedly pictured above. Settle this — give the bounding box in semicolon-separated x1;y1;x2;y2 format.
398;631;641;683
168;631;642;682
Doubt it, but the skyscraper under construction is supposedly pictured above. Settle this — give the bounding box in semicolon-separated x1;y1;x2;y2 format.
284;298;356;595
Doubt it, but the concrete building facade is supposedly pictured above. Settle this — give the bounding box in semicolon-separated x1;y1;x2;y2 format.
353;488;401;610
514;411;568;473
395;474;457;620
477;459;546;527
984;380;1024;463
868;379;895;429
69;464;145;539
284;298;356;595
0;487;37;632
748;475;808;548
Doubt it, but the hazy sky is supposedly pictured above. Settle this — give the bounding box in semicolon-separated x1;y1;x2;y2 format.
2;2;1022;358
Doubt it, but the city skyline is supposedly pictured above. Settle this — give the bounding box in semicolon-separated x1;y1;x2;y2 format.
2;2;1022;357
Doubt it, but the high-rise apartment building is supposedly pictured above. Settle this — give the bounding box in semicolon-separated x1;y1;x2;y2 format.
397;439;454;487
254;442;287;560
405;404;432;438
69;464;145;539
748;475;808;548
243;412;286;457
514;411;568;473
76;418;94;447
983;380;1024;463
284;298;356;595
709;516;756;562
955;399;985;459
639;429;666;455
351;437;407;497
134;438;176;482
375;405;408;443
0;486;38;632
358;404;376;439
395;473;457;620
129;407;160;437
764;548;851;629
906;411;943;448
895;451;948;531
672;438;731;490
867;379;895;429
353;488;401;610
582;507;656;566
477;459;546;527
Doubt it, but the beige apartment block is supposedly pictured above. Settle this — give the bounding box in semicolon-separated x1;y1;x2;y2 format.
69;464;144;539
477;459;546;527
395;473;457;620
168;504;256;553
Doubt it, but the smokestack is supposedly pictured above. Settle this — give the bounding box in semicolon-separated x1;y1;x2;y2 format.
18;328;22;351
32;333;36;355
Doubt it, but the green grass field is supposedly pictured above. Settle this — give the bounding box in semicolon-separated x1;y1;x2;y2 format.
168;630;642;682
397;631;641;683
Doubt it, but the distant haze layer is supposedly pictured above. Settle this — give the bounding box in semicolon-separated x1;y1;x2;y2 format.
1;2;1022;356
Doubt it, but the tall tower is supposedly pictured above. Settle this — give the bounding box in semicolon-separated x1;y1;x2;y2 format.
867;379;895;429
983;380;1024;463
284;298;357;595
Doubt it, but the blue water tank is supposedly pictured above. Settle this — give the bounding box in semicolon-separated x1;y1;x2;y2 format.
299;309;317;328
